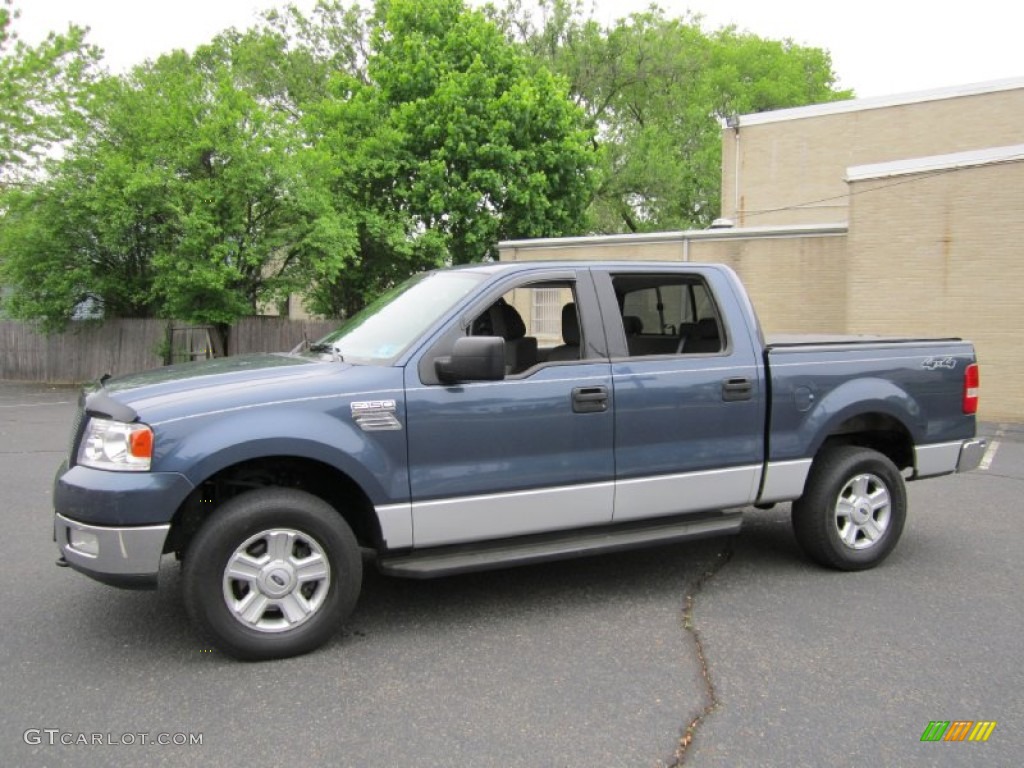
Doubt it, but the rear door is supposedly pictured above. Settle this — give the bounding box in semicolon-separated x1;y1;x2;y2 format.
592;266;767;521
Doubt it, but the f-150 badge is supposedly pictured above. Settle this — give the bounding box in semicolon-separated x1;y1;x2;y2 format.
351;400;402;431
921;357;957;370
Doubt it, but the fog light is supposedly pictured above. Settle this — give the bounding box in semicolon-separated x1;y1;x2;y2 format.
69;529;99;556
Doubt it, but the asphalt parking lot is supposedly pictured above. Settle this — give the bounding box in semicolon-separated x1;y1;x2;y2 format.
1;381;1021;767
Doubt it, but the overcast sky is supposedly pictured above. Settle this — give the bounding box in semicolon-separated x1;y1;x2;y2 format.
12;0;1023;100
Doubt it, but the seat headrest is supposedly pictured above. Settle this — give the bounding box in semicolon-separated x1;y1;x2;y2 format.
695;317;718;339
496;302;526;341
473;299;526;340
623;315;643;335
562;303;580;345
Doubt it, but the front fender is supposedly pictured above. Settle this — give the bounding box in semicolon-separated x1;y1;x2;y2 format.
154;406;408;505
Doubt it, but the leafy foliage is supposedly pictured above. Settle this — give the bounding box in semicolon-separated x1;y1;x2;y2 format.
1;0;849;331
495;0;852;233
0;0;101;184
1;35;354;331
303;0;595;316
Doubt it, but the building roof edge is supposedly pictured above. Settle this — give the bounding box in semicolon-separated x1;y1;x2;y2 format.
846;143;1024;182
733;77;1024;128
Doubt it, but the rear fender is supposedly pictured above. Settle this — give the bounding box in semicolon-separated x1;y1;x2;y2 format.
793;378;923;461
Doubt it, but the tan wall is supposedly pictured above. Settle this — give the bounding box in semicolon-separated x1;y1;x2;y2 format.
500;239;685;262
688;235;848;334
722;86;1024;227
499;231;849;336
846;159;1024;421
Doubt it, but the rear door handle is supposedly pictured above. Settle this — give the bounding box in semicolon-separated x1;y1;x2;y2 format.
572;386;609;413
722;378;753;402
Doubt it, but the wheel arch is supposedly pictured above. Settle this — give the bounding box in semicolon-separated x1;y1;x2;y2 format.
814;411;916;472
801;378;922;471
167;455;384;557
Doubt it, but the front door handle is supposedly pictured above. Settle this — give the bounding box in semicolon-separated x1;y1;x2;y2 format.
572;386;609;413
722;378;753;402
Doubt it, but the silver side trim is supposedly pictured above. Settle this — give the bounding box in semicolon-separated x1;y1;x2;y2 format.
914;441;964;478
54;514;169;576
758;459;813;503
376;503;413;550
411;482;614;548
613;465;762;522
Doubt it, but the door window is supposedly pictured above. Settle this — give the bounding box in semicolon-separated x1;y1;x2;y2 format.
614;275;725;356
469;282;581;373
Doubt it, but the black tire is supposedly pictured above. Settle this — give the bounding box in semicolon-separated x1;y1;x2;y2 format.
791;445;907;571
182;488;362;661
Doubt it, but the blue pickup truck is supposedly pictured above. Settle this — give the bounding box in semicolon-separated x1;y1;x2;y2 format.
54;261;986;659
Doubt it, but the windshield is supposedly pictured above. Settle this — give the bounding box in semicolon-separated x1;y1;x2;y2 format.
311;270;486;364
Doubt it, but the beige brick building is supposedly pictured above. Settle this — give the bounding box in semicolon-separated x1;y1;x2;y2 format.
500;78;1024;421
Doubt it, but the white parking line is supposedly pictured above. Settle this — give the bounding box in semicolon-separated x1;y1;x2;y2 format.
979;428;1004;471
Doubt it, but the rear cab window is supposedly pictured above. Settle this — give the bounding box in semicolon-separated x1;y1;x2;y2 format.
612;274;727;357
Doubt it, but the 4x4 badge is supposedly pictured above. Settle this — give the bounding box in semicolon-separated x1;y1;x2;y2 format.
922;357;957;371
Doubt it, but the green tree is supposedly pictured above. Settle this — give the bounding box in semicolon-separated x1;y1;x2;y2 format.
1;33;354;338
3;0;596;329
304;0;596;315
0;0;101;184
0;114;171;327
497;0;851;233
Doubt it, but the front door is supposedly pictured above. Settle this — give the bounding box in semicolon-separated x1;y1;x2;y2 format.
404;271;615;548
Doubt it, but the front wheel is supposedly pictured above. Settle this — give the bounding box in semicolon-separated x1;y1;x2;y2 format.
791;446;907;571
182;488;362;660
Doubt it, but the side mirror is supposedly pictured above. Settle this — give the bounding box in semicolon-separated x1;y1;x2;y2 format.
435;336;506;383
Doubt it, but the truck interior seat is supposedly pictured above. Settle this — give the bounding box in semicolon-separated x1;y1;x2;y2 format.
547;303;581;361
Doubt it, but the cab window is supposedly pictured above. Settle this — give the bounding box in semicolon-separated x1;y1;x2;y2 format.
613;275;725;356
469;281;581;374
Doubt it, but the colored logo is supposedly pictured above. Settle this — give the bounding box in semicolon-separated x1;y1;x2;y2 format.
920;721;997;742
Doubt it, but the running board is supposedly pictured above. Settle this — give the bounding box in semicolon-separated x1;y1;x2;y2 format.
377;513;742;579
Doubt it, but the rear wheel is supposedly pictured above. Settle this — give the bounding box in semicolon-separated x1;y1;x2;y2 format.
791;446;907;571
183;488;361;660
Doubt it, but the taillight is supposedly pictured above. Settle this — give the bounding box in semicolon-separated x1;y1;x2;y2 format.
963;363;979;414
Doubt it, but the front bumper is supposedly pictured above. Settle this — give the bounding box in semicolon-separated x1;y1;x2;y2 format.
54;513;169;590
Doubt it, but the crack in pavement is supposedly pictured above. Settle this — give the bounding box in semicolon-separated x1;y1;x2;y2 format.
664;543;734;767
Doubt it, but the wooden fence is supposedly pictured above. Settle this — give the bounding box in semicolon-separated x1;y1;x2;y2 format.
228;317;337;357
0;317;339;384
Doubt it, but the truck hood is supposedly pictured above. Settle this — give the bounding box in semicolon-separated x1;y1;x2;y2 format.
89;354;388;425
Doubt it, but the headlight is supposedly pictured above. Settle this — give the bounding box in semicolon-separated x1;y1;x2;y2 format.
78;418;154;472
